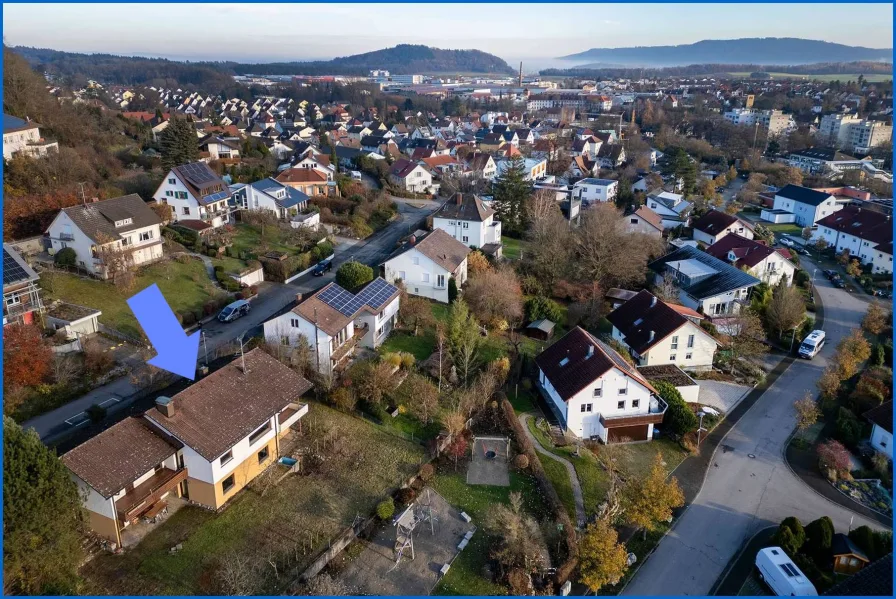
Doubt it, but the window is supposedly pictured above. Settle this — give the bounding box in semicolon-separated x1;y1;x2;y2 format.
290;318;300;328
671;336;678;349
670;354;677;361
686;353;692;360
619;387;627;395
219;450;233;466
168;178;176;184
139;230;154;242
881;438;888;448
412;256;420;265
593;388;602;397
630;218;638;224
687;334;694;348
5;292;21;307
248;421;272;445
437;274;445;288
166;190;173;197
632;399;640;408
398;270;406;280
222;474;235;494
182;207;191;215
462;222;469;229
257;446;270;463
617;400;626;409
462;236;469;243
422;273;430;283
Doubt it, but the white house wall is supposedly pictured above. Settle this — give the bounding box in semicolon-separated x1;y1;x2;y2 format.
384;249;454;303
870;424;893;460
263;313;336;374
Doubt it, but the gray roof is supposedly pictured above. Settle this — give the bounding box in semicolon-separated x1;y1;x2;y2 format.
57;194;162;243
527;319;555;334
3;113;37;133
649;245;761;300
776;184;834;207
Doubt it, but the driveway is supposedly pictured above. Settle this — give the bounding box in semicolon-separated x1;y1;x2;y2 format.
25;201;440;444
623;256;886;596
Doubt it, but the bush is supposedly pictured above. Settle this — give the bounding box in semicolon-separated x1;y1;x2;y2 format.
804;516;834;567
448;276;458;303
524;295;564;324
513;454;530;470
654;381;698;438
400;353;415;369
817;439;851;476
418;463;435;481
329;387;356;412
395;487;417;507
773;517;806;555
383;352;402;368
54;247;77;268
794;269;811;288
871;344;886;367
376;497;395;521
335;261;374;291
181;311;196;327
834;407;863;447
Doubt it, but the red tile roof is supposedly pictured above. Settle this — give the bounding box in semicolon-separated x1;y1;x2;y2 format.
816;206;893;247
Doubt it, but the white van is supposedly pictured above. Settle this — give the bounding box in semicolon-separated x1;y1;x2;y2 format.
798;330;825;359
755;547;818;596
350;170;363;181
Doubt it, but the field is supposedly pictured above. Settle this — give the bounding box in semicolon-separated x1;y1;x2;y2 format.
763;223;803;236
40;257;228;338
726;72;892;83
81;403;426;595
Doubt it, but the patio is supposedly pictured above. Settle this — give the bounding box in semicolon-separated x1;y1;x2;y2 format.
119;495;188;548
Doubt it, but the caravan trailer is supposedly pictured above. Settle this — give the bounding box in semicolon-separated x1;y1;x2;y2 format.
755;547;818;596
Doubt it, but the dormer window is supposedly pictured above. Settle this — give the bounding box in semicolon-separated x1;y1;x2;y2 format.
114;218;133;228
559;357;570;367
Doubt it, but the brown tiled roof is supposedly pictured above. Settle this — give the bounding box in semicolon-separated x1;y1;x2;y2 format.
705;233;778;269
692;209;738;235
632;206;664;232
535;326;656;402
422;155;458;168
433;193;494;222
293;278;401;337
816;206;893;247
606;290;697;354
61;417;180;498
145;349;311;461
276;168;328;184
57;194;162;243
390;158;421;179
412;229;471;272
864;400;893;434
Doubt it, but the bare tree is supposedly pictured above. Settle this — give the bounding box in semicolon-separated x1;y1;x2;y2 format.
463;265;524;328
525;188;561;223
765;280;805;339
217;551;264;595
523;211;573;290
93;233;135;290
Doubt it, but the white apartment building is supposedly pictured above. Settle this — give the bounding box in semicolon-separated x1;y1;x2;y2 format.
432;193;502;256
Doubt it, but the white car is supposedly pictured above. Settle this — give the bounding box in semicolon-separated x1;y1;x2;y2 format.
779;237;795;248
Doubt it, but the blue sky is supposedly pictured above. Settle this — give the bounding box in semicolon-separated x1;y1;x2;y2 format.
3;3;893;70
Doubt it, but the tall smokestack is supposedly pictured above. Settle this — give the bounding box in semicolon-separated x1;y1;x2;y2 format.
519;62;523;88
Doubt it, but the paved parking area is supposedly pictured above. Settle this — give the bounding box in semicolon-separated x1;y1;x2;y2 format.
696;380;752;414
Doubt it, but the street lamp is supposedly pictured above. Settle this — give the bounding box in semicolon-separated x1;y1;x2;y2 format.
697;411;707;445
789;323;800;354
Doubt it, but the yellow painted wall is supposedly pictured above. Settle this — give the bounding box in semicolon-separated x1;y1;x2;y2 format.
189;440;276;509
88;510;120;546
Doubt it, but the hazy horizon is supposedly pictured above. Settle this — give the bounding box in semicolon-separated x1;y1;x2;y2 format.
3;3;893;72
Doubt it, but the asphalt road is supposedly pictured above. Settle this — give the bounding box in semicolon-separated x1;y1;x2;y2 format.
623;256;886;596
24;198;441;443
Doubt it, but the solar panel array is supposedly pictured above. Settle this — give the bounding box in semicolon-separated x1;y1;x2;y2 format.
318;278;397;317
177;162;219;186
3;248;30;286
204;190;231;204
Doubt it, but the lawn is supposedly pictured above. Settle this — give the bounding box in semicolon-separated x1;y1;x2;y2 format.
764;223;803;236
81;403;426;595
229;222;299;258
431;469;550;596
40;257;228;338
501;236;528;261
380;330;437;361
539;450;578;522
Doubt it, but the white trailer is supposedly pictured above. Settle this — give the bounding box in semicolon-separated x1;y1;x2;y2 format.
755;547;818;596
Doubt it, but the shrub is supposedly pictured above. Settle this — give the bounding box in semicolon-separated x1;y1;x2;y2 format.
834;407;863;447
329;387;356;412
654;381;698;438
804;516;835;567
871;344;886;367
54;247;77;268
524;295;564;324
383;352;402;368
418;463;435;481
376;497;395;521
513;454;530;470
794;269;810;288
335;261;374;291
181;312;196;326
816;439;851;477
395;487;417;507
400;353;415;369
448;276;458;303
773;517;806;555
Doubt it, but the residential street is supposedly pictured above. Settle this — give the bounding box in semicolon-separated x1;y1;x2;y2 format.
23;198;441;444
623;257;886;596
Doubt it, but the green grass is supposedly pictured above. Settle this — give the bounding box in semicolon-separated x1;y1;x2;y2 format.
764;223;803;236
41;258;228;338
229;222;298;257
432;470;550;596
380;330;437;361
83;403;426;595
726;71;892;83
508;388;537;413
501;236;528;261
538;451;578;522
211;255;248;274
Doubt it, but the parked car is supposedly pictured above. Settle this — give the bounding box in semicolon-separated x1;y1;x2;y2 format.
833;278;845;289
823;269;837;279
779;237;795;248
350;170;363;181
311;259;333;276
218;299;250;323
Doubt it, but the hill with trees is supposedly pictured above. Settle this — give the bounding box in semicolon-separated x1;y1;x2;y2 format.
560;38;892;67
540;60;894;79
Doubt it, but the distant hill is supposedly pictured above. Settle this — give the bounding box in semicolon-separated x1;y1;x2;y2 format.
12;44;514;87
539;61;894;80
560;38;893;67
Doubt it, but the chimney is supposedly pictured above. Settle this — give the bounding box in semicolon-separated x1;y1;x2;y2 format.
587;345;594;359
456;193;463;206
650;295;657;308
296;293;303;303
409;235;416;246
155;396;175;418
648;330;655;343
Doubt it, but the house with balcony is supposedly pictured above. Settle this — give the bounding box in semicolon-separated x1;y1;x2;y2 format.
153;162;234;228
230;177;316;225
814;206;893;275
705;234;797;286
645;192;693;229
276;167;335;197
3;244;44;326
197;135;241;162
61;349;311;548
383;229;471;304
262;278;400;376
572;178;619;205
534;326;668;443
389;158;434;193
432;192;502;257
648;244;761;319
46;194;164;279
607;290;718;372
3;113;58;160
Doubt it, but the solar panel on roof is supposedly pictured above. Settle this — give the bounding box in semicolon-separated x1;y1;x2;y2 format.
204;190;231;203
3;249;30;286
317;279;397;317
178;162;218;186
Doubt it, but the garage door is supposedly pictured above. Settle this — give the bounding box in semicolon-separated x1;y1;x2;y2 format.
607;424;649;443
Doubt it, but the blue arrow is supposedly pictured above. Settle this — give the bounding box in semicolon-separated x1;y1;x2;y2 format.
127;283;199;380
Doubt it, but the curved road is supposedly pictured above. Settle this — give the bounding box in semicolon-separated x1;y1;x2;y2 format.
624;257;887;596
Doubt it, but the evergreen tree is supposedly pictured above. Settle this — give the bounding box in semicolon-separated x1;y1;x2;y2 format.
492;156;531;236
159;117;200;172
3;417;84;594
